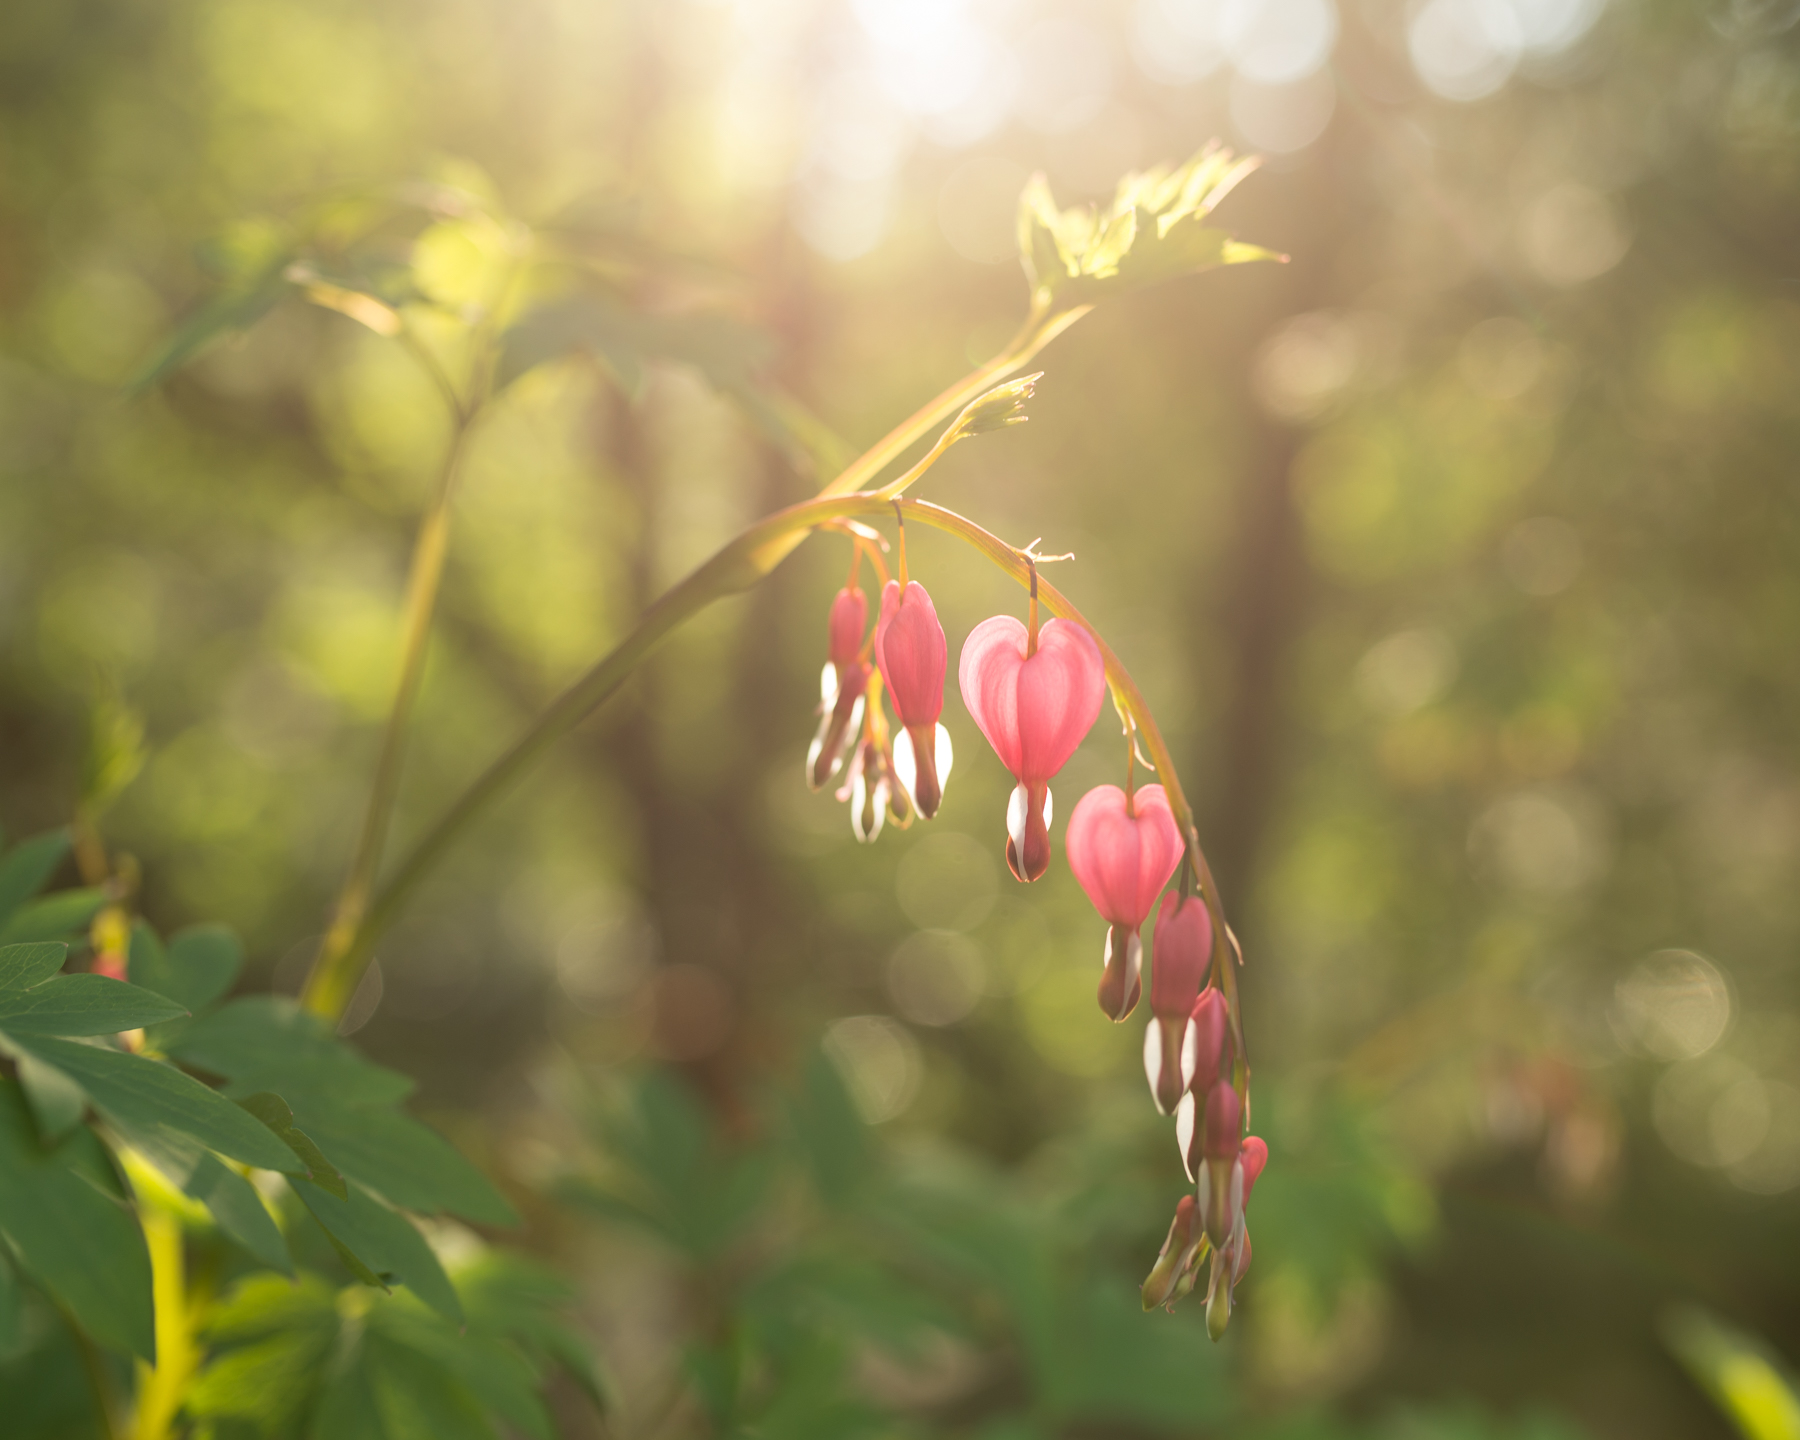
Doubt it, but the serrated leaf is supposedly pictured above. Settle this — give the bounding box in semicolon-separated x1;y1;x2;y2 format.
0;1247;22;1353
0;834;69;935
0;973;187;1036
0;1078;154;1360
292;1180;464;1325
3;1035;295;1171
0;888;106;946
0;944;67;992
11;1049;87;1141
132;923;244;1014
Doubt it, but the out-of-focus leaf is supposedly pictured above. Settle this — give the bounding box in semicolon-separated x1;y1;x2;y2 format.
292;1179;464;1325
12;1049;86;1141
456;1253;608;1411
169;997;415;1107
497;294;831;471
0;889;106;946
562;1069;771;1259
0;943;67;992
129;262;295;392
0;1078;153;1361
190;1272;340;1435
0;973;187;1036
80;693;146;816
1662;1306;1800;1440
170;999;511;1222
365;1329;497;1440
373;1299;549;1440
1017;145;1280;315
131;922;243;1014
2;1034;294;1171
789;1048;870;1211
0;835;70;935
0;1247;22;1354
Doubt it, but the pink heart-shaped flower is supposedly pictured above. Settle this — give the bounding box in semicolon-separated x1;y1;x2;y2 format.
1065;784;1182;931
957;615;1105;782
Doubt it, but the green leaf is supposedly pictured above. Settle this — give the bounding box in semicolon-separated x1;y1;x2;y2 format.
130;263;295;392
374;1299;553;1440
0;1078;154;1360
187;1153;293;1275
169;997;415;1107
237;1092;347;1199
3;1035;296;1171
292;1179;464;1325
131;923;243;1014
306;1338;391;1440
11;1049;87;1141
790;1049;871;1212
191;1272;340;1433
456;1254;607;1410
0;943;67;992
0;973;187;1036
1662;1305;1800;1440
168;998;512;1223
1016;145;1280;314
0;889;106;946
366;1329;499;1440
0;1247;22;1354
0;834;69;935
297;1104;515;1226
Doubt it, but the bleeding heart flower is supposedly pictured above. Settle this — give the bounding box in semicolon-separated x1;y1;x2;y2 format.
808;587;870;790
837;734;911;843
1141;892;1214;1112
1196;1080;1243;1247
875;580;952;819
958;613;1105;881
1140;1193;1205;1313
1066;782;1182;1024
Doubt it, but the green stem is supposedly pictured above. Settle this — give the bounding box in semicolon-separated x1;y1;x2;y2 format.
329;490;1235;1024
302;409;475;1020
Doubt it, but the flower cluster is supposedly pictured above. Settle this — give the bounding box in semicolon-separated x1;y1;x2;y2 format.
800;524;1262;1337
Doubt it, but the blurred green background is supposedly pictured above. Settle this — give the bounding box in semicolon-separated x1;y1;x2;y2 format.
3;0;1799;1435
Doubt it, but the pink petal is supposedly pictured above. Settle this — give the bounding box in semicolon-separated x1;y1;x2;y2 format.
1065;784;1182;930
1014;619;1105;781
1149;892;1214;1022
957;615;1028;776
875;581;945;727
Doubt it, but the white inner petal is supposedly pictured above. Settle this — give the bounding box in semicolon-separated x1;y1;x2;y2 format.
820;660;839;706
1177;1091;1198;1183
892;726;918;802
1144;1019;1163;1103
934;722;954;785
1006;782;1030;856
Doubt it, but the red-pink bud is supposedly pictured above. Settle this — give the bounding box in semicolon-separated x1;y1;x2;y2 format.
1240;1135;1268;1204
1204;1081;1242;1164
875;581;945;728
828;586;867;668
1232;1229;1253;1286
958;614;1105;784
1150;892;1212;1022
1182;987;1229;1099
1065;784;1182;931
1140;1193;1205;1312
808;659;869;791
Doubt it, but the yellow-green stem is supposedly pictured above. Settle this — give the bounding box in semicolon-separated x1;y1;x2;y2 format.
302;413;473;1019
132;1211;205;1440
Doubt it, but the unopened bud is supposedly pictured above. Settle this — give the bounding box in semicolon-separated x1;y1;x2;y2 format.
950;372;1041;440
828;586;867;668
1140;1194;1204;1311
1241;1135;1268;1205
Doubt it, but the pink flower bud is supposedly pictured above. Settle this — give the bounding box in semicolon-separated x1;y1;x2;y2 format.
1204;1081;1243;1164
875;581;945;728
1065;784;1182;930
958;613;1105;881
1240;1135;1268;1205
1143;893;1213;1112
876;581;951;819
828;585;867;669
1181;988;1229;1099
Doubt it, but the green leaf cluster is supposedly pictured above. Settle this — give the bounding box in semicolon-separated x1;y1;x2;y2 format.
1018;143;1283;314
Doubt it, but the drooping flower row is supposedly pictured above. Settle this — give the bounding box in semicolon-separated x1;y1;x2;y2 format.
803;541;1263;1333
